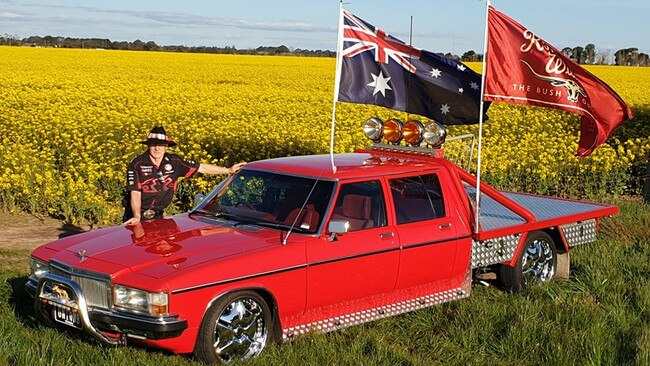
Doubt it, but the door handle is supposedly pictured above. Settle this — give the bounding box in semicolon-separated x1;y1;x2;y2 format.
380;232;394;239
439;222;452;229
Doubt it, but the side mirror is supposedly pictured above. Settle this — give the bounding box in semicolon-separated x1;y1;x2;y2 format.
327;220;350;242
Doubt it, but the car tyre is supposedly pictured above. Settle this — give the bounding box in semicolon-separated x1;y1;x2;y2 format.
500;231;557;292
194;290;273;364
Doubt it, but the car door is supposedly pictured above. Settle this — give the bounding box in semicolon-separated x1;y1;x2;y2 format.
389;170;466;291
305;179;399;311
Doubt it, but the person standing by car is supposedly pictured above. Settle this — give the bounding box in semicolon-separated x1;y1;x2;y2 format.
123;126;246;225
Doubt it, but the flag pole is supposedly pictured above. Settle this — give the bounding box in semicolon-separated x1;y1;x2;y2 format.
329;1;345;174
474;0;491;234
406;15;413;121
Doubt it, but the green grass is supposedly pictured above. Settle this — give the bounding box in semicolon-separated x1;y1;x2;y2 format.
1;198;648;366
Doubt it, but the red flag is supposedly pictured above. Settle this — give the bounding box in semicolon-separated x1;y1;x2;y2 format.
483;6;633;157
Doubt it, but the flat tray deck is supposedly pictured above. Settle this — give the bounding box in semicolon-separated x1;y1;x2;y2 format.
465;187;615;231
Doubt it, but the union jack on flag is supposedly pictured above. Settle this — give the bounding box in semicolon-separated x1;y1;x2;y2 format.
342;10;422;73
337;9;489;125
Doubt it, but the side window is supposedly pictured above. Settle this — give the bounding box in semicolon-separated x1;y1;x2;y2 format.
390;174;446;225
331;180;387;231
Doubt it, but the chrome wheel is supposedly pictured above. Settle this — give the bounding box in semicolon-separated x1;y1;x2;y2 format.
499;231;557;292
521;236;555;284
213;297;268;362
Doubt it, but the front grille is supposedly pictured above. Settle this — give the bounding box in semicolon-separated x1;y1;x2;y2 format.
50;260;111;309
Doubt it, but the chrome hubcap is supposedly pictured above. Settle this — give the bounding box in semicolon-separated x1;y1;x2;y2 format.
521;238;555;284
214;298;267;362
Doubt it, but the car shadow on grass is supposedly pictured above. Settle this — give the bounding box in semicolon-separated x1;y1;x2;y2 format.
7;275;40;329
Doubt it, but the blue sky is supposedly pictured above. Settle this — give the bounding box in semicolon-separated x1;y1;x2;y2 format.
1;0;648;55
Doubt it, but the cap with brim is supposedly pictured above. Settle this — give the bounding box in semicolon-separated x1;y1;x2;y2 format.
140;126;177;147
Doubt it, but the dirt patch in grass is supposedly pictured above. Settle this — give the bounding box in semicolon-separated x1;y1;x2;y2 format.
0;211;90;252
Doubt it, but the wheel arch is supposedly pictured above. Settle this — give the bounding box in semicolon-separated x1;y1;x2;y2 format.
541;226;571;280
200;286;281;340
543;226;568;253
503;227;566;268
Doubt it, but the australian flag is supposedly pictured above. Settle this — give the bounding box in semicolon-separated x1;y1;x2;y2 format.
337;10;488;125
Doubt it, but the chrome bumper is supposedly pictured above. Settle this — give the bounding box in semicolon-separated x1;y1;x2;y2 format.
25;273;187;345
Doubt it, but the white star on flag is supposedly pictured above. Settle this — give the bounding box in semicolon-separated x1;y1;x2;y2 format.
459;88;464;94
367;71;392;97
457;64;467;71
470;81;479;90
430;68;442;78
440;104;450;115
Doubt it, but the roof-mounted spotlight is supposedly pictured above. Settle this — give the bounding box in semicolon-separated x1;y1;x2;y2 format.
363;117;384;142
403;119;424;146
423;121;447;148
382;118;403;144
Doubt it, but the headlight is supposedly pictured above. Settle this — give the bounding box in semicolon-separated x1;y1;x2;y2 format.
113;285;169;316
30;258;50;279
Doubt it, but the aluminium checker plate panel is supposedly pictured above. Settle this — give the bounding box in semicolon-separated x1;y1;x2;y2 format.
560;219;597;247
471;234;521;268
282;268;472;340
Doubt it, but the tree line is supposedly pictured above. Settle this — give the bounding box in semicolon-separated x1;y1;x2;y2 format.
458;43;649;66
560;44;649;66
2;34;647;65
0;35;335;57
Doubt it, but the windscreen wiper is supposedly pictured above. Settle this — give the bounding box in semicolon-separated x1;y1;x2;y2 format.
251;220;309;232
214;211;249;222
189;209;213;217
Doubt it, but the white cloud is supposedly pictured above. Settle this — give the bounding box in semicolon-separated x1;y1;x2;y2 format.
0;11;22;18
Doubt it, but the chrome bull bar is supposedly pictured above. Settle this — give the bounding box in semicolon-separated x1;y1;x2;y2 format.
36;273;126;346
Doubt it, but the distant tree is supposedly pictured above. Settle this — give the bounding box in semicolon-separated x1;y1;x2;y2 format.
276;45;290;54
5;33;19;46
615;48;640;66
44;35;58;46
585;43;596;64
24;35;43;46
562;47;573;58
144;41;159;51
572;46;585;64
112;41;130;50
461;50;481;62
130;39;144;51
64;37;83;48
595;48;612;65
638;52;649;66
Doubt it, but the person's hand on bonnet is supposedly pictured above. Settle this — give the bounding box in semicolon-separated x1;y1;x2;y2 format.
124;216;141;226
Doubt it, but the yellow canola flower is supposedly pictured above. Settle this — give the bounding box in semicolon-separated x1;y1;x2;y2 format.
0;48;648;224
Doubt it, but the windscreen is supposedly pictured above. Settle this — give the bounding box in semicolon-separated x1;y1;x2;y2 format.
195;170;334;234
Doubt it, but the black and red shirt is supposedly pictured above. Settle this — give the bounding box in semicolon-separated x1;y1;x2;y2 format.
126;152;199;213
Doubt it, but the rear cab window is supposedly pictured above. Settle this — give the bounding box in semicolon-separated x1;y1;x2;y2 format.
389;173;446;225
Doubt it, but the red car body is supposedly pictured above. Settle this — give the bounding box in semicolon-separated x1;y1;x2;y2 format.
26;150;617;360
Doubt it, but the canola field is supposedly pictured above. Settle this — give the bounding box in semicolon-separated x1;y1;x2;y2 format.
0;46;648;224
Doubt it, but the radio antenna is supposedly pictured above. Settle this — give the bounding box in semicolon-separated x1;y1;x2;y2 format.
282;171;323;245
406;15;413;120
